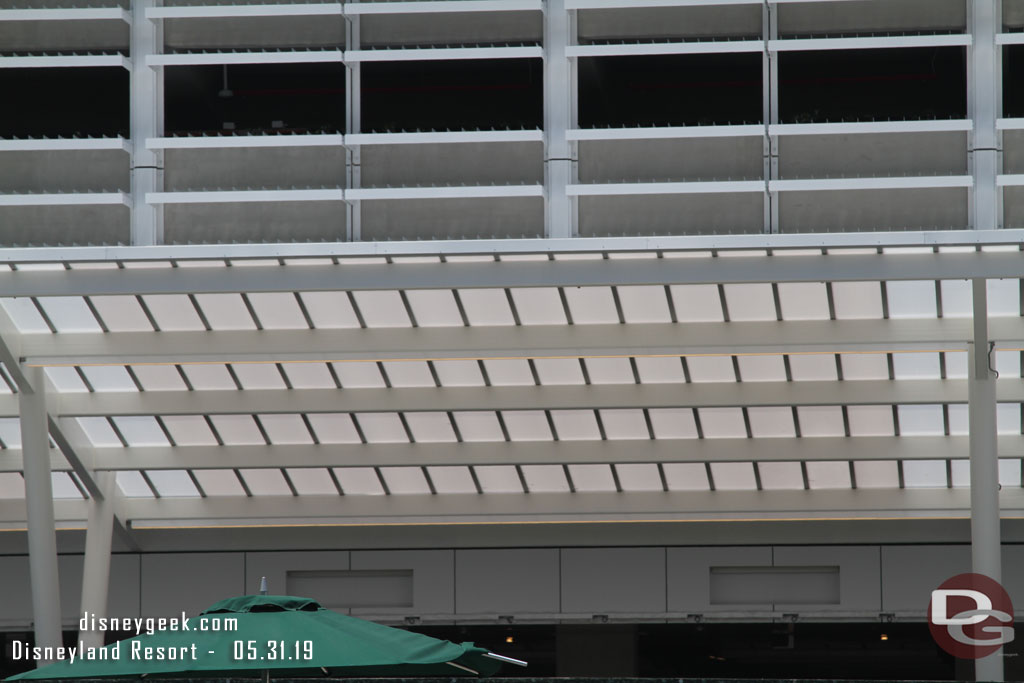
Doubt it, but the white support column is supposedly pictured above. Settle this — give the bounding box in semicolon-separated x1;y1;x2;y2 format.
78;472;115;651
130;0;165;245
969;0;1001;230
969;278;1004;682
345;9;362;241
19;366;62;666
762;0;778;234
544;0;576;238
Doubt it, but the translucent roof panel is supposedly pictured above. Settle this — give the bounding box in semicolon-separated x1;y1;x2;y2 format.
788;354;837;381
147;470;201;497
568;464;617;492
404;290;463;327
142;295;205;331
501;411;553;441
193;469;246;496
247;293;308;330
710;462;758;491
333;362;386;388
453;411;505;442
1;298;51;333
457;288;515;326
335;467;385;495
723;284;776;322
737;355;787;382
944;351;968;379
404;412;457;443
306;413;362;444
483;360;535;386
831;282;883;319
747;406;796;438
998;403;1021;434
797;406;845;437
758;461;804;490
988;278;1020;317
806;461;851;489
686;356;735;383
381;361;435;388
947;404;969;435
562;286;619;324
886;281;937;319
584;357;635;384
37;297;102;333
132;365;188;392
896;404;945;436
352;291;411;328
475;465;523;493
840;353;890;380
90;296;154;332
116;471;153;498
892;353;942;380
427;466;477;494
617;285;671;323
434;360;485;387
258;414;314;445
76;417;122;447
697;408;747;438
521;464;570;492
648;409;698;439
354;413;409;444
670;285;724;322
534;359;585;385
551;410;601;440
51;472;83;499
161;415;218;446
902;459;948;488
286;468;339;495
0;419;21;448
238;469;292;496
112;416;170;447
996;351;1021;378
778;282;830;321
510;287;568;325
615;463;663;492
209;415;267;445
0;473;25;499
951;460;1023;488
663;462;710;491
81;366;137;392
181;364;237;391
282;363;337;390
193;294;257;331
846;405;895;437
46;367;90;393
299;292;361;329
599;409;650;440
635;357;686;384
853;460;900;488
939;279;972;318
233;364;287;390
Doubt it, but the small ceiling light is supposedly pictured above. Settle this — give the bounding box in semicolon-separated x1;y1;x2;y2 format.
880;634;889;641
505;636;514;644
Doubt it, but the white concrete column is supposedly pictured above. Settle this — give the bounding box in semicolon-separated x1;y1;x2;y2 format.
345;9;362;241
130;0;165;245
762;0;779;233
969;0;1001;230
19;366;62;665
544;0;576;238
78;472;116;651
969;278;1004;682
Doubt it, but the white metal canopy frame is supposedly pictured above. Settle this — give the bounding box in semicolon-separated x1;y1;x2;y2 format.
0;231;1014;678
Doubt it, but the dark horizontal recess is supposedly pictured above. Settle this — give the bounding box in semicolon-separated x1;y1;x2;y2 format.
578;54;763;128
0;68;128;138
779;47;966;123
1005;46;1024;117
361;59;542;132
165;64;345;135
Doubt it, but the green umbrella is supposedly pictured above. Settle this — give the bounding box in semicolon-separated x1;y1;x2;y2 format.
7;594;525;680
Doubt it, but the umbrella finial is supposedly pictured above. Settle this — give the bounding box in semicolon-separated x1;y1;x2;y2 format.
259;576;268;595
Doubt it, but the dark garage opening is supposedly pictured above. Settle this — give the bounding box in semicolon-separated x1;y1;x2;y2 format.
779;47;967;123
361;58;542;132
578;54;763;128
164;63;345;135
0;67;128;138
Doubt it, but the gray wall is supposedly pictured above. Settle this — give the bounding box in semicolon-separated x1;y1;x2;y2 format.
1;544;1019;629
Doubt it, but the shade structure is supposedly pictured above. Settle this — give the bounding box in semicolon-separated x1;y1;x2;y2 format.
7;595;508;679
